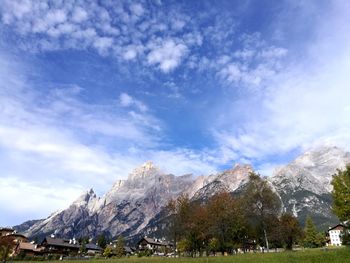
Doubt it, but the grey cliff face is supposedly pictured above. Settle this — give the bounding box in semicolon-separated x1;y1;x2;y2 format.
15;146;350;239
269;146;350;229
191;164;253;200
20;161;194;239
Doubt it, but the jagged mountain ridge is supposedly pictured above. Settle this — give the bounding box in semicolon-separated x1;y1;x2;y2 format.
18;161;195;240
269;146;350;229
14;146;350;239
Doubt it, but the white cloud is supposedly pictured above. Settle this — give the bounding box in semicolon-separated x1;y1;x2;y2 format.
211;2;350;166
171;19;186;31
0;0;197;73
149;149;217;176
72;6;88;23
0;52;217;225
119;93;133;107
119;92;148;112
45;9;67;25
93;36;113;54
129;3;144;17
147;39;188;72
0;177;83;225
216;35;287;88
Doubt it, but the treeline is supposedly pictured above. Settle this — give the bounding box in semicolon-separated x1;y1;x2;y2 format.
165;172;325;256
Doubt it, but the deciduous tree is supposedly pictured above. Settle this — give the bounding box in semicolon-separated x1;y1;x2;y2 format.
115;236;125;258
207;192;245;254
0;236;13;263
241;172;282;251
279;213;303;250
331;165;350;223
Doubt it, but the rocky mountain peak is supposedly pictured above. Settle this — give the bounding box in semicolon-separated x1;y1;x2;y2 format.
294;145;349;166
271;145;350;194
16;146;350;240
217;163;253;191
191;163;253;200
128;161;163;181
73;188;97;206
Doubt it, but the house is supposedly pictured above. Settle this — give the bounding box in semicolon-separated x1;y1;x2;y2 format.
0;229;28;257
85;243;102;255
137;237;173;252
41;236;80;255
327;224;347;246
0;227;15;237
6;233;28;244
123;246;135;255
15;242;45;257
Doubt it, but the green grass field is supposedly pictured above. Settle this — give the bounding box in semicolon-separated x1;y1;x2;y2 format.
19;248;350;263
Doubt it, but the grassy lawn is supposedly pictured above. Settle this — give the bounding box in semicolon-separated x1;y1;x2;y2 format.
18;248;350;263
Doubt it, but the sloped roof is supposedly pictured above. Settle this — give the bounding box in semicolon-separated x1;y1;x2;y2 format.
18;242;45;252
86;243;102;251
138;237;173;246
6;233;27;239
0;227;14;232
42;237;79;248
328;224;346;231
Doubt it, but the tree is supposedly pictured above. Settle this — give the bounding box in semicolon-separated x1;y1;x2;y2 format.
208;238;219;255
241;172;282;251
79;241;87;254
330;164;350;246
279;213;303;250
177;238;191;255
115;236;125;258
315;232;326;247
207;192;245;255
166;194;192;253
0;237;13;263
97;234;107;249
303;216;318;248
79;236;89;254
103;246;113;258
331;165;350;223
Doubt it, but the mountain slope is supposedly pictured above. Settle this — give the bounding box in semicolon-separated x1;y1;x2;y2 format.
19;162;194;240
14;146;350;239
269;146;350;229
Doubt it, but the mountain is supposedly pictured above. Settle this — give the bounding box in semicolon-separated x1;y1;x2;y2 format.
14;146;350;240
269;146;350;229
135;164;253;240
18;161;195;240
191;164;253;200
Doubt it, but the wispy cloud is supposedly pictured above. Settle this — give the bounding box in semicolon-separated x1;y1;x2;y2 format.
119;92;148;112
211;0;350;170
0;0;349;225
0;50;217;224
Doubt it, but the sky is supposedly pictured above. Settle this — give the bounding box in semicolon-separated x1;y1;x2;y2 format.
0;0;350;226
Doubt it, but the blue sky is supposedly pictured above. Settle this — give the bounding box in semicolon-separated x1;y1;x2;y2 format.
0;0;350;226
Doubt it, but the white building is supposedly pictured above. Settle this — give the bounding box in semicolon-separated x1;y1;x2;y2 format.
328;224;345;246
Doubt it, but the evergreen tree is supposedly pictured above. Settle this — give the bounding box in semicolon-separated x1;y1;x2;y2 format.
303;216;318;248
97;234;107;249
115;236;125;258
